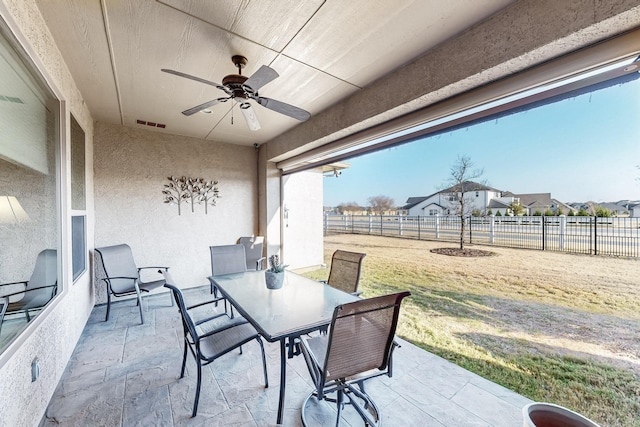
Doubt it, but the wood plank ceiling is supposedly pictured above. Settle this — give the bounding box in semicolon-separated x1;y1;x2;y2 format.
35;0;515;146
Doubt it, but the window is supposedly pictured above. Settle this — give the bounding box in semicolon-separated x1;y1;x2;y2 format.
70;115;86;282
0;22;60;353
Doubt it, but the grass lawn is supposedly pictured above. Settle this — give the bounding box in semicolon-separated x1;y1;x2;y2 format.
303;234;640;427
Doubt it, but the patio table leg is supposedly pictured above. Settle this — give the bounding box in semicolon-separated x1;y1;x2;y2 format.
277;338;286;424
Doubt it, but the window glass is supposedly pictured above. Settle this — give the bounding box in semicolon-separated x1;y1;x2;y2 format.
70;115;85;210
0;23;59;352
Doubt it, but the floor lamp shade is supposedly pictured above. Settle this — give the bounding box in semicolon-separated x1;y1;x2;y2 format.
0;196;31;224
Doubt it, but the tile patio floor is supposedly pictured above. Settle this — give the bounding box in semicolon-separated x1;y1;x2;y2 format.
40;287;532;426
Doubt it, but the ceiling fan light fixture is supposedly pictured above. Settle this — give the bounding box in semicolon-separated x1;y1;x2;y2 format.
201;109;212;114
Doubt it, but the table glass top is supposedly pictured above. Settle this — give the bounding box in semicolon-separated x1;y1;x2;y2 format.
210;271;359;341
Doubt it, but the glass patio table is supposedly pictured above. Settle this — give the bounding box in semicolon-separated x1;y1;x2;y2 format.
208;270;360;425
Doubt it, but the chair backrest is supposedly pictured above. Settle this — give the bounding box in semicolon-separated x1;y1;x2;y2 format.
327;250;366;294
162;277;199;343
20;249;58;308
28;249;57;290
323;291;410;382
210;244;247;276
95;244;139;293
239;236;264;270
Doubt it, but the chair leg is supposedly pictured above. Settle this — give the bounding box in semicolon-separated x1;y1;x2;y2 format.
180;341;188;379
134;284;144;324
105;291;112;321
335;388;344;427
257;337;269;388
345;382;380;426
192;359;203;417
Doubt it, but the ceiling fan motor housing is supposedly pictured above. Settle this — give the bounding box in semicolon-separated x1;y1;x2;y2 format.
223;55;251;98
222;74;250;98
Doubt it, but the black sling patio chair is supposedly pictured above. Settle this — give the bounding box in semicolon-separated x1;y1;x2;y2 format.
162;273;268;418
0;249;57;334
324;250;366;296
299;291;410;426
239;236;266;270
95;244;170;324
208;244;247;316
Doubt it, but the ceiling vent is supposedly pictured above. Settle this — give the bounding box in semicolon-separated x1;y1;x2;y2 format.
136;119;166;128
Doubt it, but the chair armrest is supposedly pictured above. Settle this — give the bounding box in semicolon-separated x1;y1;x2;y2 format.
138;266;169;272
0;284;57;300
387;340;401;378
0;281;28;288
255;257;267;270
198;317;249;339
299;335;325;384
102;276;137;282
186;297;226;311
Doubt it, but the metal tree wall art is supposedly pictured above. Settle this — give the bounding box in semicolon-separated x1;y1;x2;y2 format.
162;176;220;215
199;179;221;214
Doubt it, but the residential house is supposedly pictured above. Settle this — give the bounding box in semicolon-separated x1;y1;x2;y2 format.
2;1;639;425
629;202;640;217
404;181;511;216
404;185;573;217
570;201;630;216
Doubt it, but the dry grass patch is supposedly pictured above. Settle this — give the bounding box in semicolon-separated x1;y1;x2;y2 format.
303;234;640;427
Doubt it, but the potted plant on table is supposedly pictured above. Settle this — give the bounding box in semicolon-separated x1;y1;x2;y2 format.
265;254;287;289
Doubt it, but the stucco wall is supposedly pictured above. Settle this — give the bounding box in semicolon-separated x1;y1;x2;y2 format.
93;122;257;300
0;1;95;426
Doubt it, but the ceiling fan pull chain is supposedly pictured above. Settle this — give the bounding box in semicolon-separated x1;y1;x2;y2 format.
231;104;234;125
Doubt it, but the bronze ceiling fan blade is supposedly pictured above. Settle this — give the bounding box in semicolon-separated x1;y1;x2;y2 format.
161;69;230;94
181;98;228;116
252;95;311;122
243;65;279;93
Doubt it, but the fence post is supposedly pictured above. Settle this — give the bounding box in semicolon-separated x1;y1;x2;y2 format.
380;215;383;235
399;215;403;236
559;215;566;249
490;214;495;244
435;214;440;239
324;213;328;236
594;216;598;255
542;216;546;251
418;216;421;240
368;215;372;234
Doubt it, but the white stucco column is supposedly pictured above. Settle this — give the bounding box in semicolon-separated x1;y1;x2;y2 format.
258;145;282;261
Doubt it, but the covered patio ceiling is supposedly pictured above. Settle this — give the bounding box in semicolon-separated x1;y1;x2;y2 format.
35;0;515;148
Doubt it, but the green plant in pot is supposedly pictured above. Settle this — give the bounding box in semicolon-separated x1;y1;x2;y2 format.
265;254;287;289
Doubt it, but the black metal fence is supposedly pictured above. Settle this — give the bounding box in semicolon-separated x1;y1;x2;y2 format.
324;214;640;258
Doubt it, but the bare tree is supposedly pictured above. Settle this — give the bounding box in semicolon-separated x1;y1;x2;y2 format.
367;195;395;215
442;156;484;250
336;202;362;214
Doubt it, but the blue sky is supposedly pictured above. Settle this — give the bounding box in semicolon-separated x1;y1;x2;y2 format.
323;75;640;207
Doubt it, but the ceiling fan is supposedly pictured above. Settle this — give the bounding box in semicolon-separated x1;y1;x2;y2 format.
162;55;311;131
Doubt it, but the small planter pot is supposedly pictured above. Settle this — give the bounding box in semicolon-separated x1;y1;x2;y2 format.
522;402;601;427
265;271;284;289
